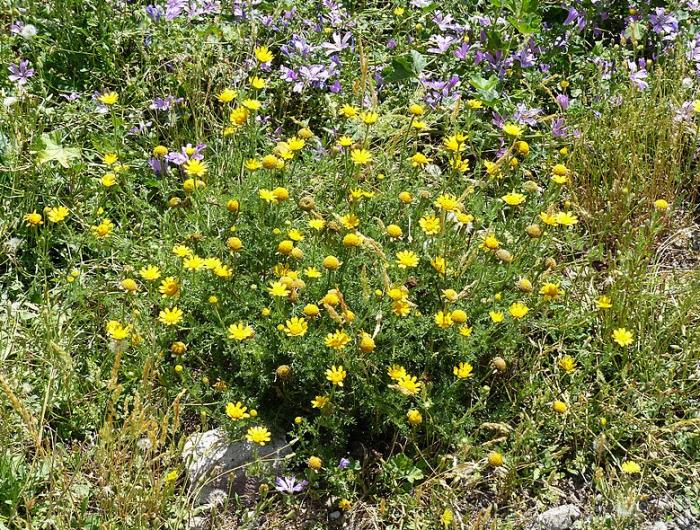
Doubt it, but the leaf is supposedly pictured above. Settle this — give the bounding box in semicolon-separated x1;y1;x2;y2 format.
509;14;541;35
35;133;81;168
382;50;427;83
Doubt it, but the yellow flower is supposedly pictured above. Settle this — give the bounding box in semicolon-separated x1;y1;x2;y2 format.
230;106;249;125
183;255;205;271
254;46;274;63
308;456;323;470
311;395;330;409
489;311;504;323
443;133;467;152
98;91;118;105
268;281;290;297
103;153;118;165
502;192;526;206
228;322;254;341
359;110;379;125
325;365;347;386
351;148;372;166
172;244;193;258
46;206;70;223
340;213;360;229
408;103;424;115
478;234;499;253
246;426;272;445
24;211;43;226
323;255;341;270
242;98;261;111
612;327;634;347
434;193;461;212
325;330;351;350
183;159;207;178
359;332;375;353
396;375;422;396
338;499;352;511
226;401;250;420
555;211;578;226
101;172;116;187
419;215;441;235
91;219;114;238
159;277;179;297
249;76;266;89
654;199;669;211
386;224;403;238
340;104;357;118
106;320;130;340
159;307;184;326
453;362;473;379
502;123;524;137
434;311;453;329
407;409;422;425
283;317;308;337
396;250;419;269
595;295;613;309
410;152;432;167
441;509;454;527
121;278;138;292
539;282;562;301
508;302;529;319
139;265;161;281
557;355;576;373
216;88;238;102
552;400;568;414
388;364;407;381
467;99;483;110
621;461;641;475
459;325;473;336
431;256;446;275
488;451;504;467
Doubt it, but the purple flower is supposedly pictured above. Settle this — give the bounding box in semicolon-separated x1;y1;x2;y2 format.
513;103;541;126
628;59;649;90
274;476;308;494
386;38;397;50
427;34;456;54
145;5;163;21
649;8;678;39
149;157;167;175
167;143;206;165
165;0;186;20
320;32;352;56
454;42;471;60
150;95;183;111
339;458;350;469
555;93;570;111
8;60;34;85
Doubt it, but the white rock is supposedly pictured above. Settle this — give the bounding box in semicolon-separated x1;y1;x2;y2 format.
538;504;582;530
182;428;291;505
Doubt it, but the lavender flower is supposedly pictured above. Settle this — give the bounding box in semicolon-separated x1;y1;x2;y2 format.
555;93;570;111
150;95;183;111
628;59;649;90
8;60;34;85
427;34;456;54
274;476;308;494
339;458;351;469
320;32;352;56
649;8;678;40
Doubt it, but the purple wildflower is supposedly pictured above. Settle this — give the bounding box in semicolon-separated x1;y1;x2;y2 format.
8;60;34;85
628;59;649;90
320;32;352;56
339;458;351;469
555;93;570;111
274;476;308;494
649;8;678;39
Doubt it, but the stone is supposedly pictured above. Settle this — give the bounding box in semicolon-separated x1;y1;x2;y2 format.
182;428;291;505
538;504;582;530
